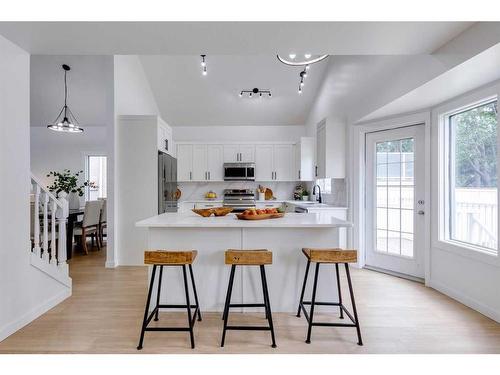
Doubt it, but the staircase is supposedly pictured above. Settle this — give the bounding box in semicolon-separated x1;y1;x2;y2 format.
30;173;72;288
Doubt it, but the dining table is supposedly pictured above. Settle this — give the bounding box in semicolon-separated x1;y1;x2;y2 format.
66;207;85;260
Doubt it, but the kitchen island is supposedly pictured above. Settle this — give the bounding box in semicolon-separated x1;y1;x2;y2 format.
136;212;352;312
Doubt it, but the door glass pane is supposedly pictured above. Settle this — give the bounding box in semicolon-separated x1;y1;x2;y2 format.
374;138;415;258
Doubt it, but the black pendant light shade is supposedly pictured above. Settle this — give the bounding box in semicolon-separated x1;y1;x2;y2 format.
47;64;84;133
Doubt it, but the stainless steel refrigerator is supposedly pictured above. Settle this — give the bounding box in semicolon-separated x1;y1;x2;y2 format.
158;151;178;213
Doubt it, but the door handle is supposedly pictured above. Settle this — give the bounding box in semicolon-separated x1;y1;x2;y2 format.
190;171;192;180
165;139;168;151
208;171;210;180
315;166;318;177
417;210;425;215
299;170;301;180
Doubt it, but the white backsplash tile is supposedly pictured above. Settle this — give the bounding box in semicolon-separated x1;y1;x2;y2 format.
178;181;299;201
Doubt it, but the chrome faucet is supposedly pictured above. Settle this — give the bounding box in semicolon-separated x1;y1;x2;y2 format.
313;184;322;203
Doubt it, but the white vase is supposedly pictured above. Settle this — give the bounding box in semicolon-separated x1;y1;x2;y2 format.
68;192;80;210
302;195;309;201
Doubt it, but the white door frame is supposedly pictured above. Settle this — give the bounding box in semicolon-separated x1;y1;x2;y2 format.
349;111;432;285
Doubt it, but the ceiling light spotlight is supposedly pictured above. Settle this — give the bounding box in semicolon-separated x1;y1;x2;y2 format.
239;88;272;99
304;53;311;59
305;65;310;71
298;87;303;94
277;54;328;66
200;55;207;75
289;53;296;59
300;81;304;87
300;70;307;79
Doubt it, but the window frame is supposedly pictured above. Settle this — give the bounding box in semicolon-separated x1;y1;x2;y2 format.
437;93;499;261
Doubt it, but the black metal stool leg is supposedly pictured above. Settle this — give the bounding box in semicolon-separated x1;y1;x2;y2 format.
260;265;277;348
154;265;164;321
335;263;344;319
182;265;195;349
222;265;236;322
296;260;311;317
188;264;202;321
306;262;320;344
221;265;236;347
137;265;157;350
345;263;363;346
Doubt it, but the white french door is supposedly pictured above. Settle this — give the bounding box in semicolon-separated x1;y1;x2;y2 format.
365;125;426;278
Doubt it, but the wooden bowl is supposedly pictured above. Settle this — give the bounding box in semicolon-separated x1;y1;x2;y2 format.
213;207;233;216
192;208;213;217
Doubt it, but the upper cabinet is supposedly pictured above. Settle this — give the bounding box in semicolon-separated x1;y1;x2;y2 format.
315;118;346;179
177;144;224;182
157;118;174;156
295;137;315;181
255;144;294;181
223;144;255;162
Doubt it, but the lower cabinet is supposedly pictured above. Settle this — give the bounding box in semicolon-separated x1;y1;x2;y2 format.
256;201;284;209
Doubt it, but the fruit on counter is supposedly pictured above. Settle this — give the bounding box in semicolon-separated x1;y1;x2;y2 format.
205;191;217;199
241;208;279;215
277;206;285;213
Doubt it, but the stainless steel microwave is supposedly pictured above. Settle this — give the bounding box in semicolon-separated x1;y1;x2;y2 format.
223;162;255;181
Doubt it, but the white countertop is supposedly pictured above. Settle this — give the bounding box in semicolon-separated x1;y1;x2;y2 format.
136;212;352;228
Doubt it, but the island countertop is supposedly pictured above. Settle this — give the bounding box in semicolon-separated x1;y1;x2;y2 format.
136;211;352;228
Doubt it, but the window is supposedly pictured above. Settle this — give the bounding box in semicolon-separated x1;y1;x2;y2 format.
85;156;107;201
445;100;498;254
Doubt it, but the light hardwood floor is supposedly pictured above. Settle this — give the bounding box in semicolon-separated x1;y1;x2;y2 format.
1;246;500;353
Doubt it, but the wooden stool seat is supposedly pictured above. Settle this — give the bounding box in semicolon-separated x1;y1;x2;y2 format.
225;249;272;265
144;250;198;265
302;248;357;263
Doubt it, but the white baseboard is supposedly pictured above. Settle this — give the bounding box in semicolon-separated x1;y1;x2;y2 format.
0;288;71;342
429;278;500;323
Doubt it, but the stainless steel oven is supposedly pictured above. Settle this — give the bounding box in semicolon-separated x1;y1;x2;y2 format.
223;162;255;181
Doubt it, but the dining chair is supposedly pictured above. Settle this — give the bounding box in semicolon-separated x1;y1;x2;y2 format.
98;198;107;248
74;200;102;255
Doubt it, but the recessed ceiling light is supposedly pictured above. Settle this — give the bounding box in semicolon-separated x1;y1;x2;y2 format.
304;53;311;59
289;53;296;59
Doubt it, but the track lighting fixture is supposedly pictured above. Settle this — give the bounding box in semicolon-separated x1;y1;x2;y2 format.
200;55;207;76
239;87;272;98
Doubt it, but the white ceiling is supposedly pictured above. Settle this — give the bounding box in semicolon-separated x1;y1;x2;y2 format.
140;55;329;126
0;22;473;55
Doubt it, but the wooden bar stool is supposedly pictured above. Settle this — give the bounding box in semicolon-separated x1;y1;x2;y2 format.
137;250;202;350
221;249;277;348
297;248;363;346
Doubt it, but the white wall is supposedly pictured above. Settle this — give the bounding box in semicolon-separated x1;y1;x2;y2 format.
0;35;68;341
113;56;160;267
30;127;107;205
429;82;500;322
173;125;306;142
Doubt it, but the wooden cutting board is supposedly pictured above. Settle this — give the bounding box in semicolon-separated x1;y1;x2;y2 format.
265;188;273;200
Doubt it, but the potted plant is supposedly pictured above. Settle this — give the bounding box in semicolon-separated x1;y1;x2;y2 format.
301;189;310;201
46;169;93;209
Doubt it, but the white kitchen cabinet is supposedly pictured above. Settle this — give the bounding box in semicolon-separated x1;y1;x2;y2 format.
157;119;173;156
206;145;224;181
315;118;346;179
296;137;315;181
178;144;224;181
192;145;207;181
255;145;274;181
239;145;255;162
177;144;193;181
255;144;294;181
194;201;222;209
223;144;255;162
273;144;294;181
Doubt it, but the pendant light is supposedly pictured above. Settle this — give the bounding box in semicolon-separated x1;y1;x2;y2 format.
47;64;84;133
